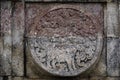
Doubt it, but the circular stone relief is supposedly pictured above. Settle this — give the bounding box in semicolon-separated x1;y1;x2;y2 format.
27;7;103;76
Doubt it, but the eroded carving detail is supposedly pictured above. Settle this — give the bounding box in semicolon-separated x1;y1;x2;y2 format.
29;36;97;74
29;8;99;37
28;8;103;76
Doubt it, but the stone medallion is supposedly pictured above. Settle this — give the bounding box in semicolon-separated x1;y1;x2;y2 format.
27;5;103;76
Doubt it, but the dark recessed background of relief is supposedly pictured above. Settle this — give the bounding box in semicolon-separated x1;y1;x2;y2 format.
26;4;104;76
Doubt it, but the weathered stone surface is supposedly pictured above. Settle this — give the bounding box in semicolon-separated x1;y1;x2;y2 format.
0;77;3;80
28;36;102;76
12;2;24;76
12;77;23;80
2;0;118;2
26;48;47;78
0;1;12;75
90;42;107;76
90;77;106;80
24;0;117;2
106;77;120;80
24;77;89;80
107;37;120;76
106;3;119;37
119;2;120;32
1;1;120;79
8;76;12;80
26;3;103;37
26;3;103;77
0;76;12;80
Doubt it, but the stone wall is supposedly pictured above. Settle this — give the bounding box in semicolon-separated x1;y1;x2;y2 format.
0;0;120;80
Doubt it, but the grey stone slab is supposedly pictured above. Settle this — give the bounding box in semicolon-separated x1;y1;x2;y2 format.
0;1;12;75
106;3;119;37
12;2;24;76
107;37;120;76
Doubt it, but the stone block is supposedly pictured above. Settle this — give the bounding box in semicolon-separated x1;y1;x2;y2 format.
12;2;25;76
25;3;104;78
107;37;120;76
106;3;119;37
0;1;12;76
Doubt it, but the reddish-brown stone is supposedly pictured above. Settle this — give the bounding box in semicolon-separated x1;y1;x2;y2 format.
36;8;96;37
26;4;103;37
